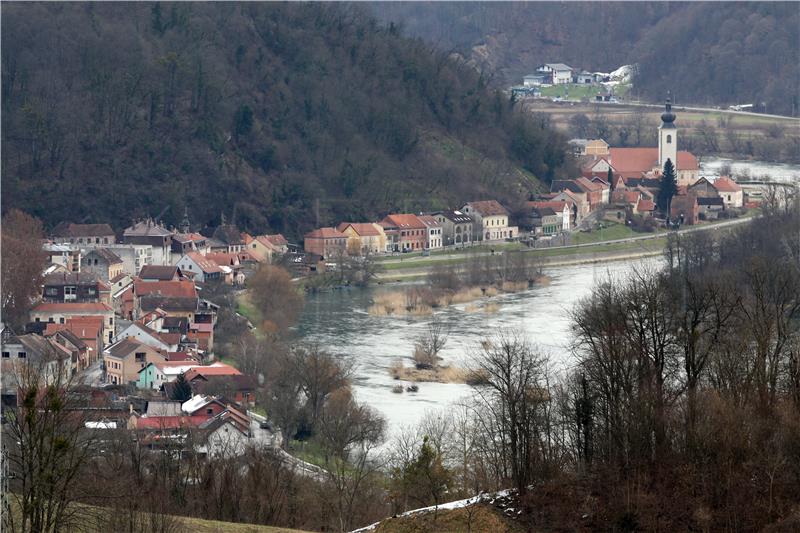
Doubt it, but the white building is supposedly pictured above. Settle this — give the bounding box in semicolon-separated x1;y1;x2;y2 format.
538;63;573;85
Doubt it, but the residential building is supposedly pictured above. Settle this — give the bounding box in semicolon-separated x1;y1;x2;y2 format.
114;321;180;352
530;207;561;236
51;223;115;245
461;201;518;242
417;215;443;250
103;337;167;386
211;224;246;253
523;73;550;86
44;318;103;363
379;214;427;252
551;189;590;221
336;223;386;256
29;302;115;344
244;234;289;262
136;361;198;391
712;176;744;208
670;194;700;226
432;210;474;247
138;265;185;282
192;374;257;408
175;252;223;283
574;70;593;84
81;248;124;282
304;227;348;258
123;219;174;265
170;233;210;263
698;197;725;219
527;201;572;231
44;243;81;272
538;63;573;84
42;272;109;304
46;329;92;372
2;333;73;401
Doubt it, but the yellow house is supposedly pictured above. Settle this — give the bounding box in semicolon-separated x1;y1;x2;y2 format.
336;223;387;255
103;337;167;385
244;234;289;262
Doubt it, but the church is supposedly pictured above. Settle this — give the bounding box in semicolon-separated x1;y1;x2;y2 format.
578;98;700;187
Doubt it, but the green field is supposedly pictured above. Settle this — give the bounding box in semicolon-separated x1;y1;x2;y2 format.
539;82;631;101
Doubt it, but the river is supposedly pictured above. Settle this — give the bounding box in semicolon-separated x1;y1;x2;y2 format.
295;158;799;438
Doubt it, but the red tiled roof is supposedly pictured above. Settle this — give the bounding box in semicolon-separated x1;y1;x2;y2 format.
132;415;209;430
527;201;570;212
264;234;288;246
609;148;699;173
134;280;197;299
416;215;441;227
381;214;426;229
184;251;222;273
184;364;242;381
139;265;180;281
575;177;605;192
637;199;656;212
305;227;347;239
205;252;239;266
110;273;129;284
712;176;742;193
336;223;382;236
32;302;113;313
465;200;509;217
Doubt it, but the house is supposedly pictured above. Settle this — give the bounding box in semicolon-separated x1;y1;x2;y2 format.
417;215;443;250
538;63;573;84
196;412;252;458
244;234;290;262
551;189;590;221
114;321;180;352
44;243;81;272
432;211;474;247
51;223;115;245
80;248;124;282
170;233;210;263
670;194;700;226
103;337;167;386
378;215;427;252
44;320;102;368
636;198;656;217
175;252;223;283
123;220;174;266
138;265;185;282
584;139;610;156
523;73;550;86
527;201;572;231
2;333;73;400
136;361;199;391
192;374;257;408
46;329;92;372
335;223;386;256
574;70;594;84
551;179;606;211
42;272;110;305
183;363;242;383
29;302;115;344
211;224;246;253
712;176;744;208
132;279;198;319
530;207;561;236
461;201;518;242
304;227;348;259
697;197;725;219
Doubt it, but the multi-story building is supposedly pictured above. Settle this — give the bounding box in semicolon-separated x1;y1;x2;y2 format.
461;201;518;242
432;210;474;247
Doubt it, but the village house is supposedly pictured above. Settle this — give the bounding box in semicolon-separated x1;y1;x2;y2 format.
175;252;223;283
80;248;124;282
537;63;573;84
136;361;199;391
29;302;115;344
138;265;186;282
550;189;590;221
303;227;348;259
42;272;111;306
461;201;518;242
2;333;73;401
192;374;257;408
44;243;81;272
170;233;210;263
523;72;550;86
527;201;572;231
697;196;725;219
123;219;174;266
379;214;427;252
114;321;181;352
336;223;386;256
670;194;701;226
711;176;744;208
417;215;443;250
46;329;92;372
432;210;474;247
44;318;103;365
103;337;167;386
211;224;246;253
530;207;562;236
51;223;116;245
244;233;290;262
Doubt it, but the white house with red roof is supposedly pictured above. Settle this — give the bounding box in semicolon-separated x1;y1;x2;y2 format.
462;201;518;242
711;176;744;208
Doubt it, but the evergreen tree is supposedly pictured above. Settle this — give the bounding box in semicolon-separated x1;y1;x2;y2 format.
171;373;193;402
657;158;677;214
607;166;614;192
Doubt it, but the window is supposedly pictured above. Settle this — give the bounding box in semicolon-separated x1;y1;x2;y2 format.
35;317;41;323
59;317;65;324
135;352;146;363
88;288;96;296
18;352;26;359
95;238;100;244
206;408;213;415
45;287;58;296
103;238;108;244
666;134;672;144
2;352;9;358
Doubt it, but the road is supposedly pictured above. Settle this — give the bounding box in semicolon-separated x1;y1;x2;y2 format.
375;215;754;270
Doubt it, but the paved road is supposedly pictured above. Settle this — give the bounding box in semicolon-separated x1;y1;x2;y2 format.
376;216;754;269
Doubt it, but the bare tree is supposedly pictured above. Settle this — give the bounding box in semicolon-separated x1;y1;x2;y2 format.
1;210;47;330
413;317;449;369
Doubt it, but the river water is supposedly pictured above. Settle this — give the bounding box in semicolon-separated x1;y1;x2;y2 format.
295;158;799;438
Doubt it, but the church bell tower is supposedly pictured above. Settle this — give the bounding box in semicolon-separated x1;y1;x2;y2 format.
658;94;677;170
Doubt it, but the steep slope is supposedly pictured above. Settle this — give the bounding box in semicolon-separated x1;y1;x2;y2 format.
1;2;572;239
372;2;799;116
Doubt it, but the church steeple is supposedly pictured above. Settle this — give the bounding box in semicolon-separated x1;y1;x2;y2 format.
658;92;678;168
179;208;191;234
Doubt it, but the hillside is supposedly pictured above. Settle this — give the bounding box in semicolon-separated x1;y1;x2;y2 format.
0;2;572;239
373;2;800;116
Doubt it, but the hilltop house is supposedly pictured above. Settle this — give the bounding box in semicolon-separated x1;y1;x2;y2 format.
461;201;518;242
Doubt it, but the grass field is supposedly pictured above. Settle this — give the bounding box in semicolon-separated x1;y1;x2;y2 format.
539;82;631;101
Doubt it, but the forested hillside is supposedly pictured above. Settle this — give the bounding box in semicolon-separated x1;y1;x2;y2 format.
1;3;572;238
374;2;800;116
